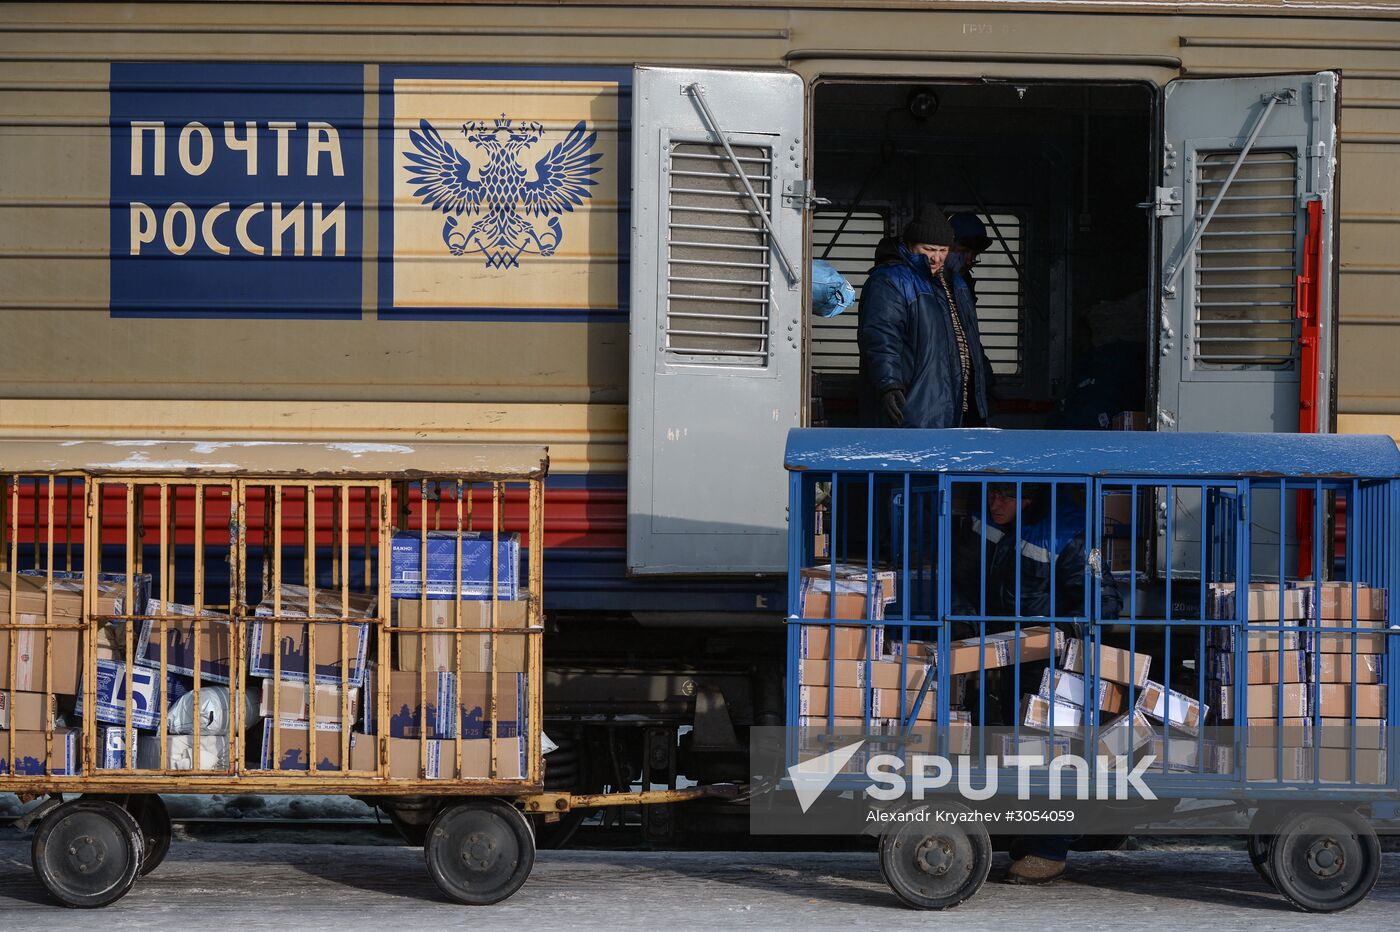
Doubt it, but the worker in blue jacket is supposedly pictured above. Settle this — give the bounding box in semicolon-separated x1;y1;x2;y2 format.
984;484;1123;625
858;205;994;429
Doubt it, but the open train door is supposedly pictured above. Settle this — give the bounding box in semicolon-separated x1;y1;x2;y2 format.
1157;72;1337;434
628;67;805;574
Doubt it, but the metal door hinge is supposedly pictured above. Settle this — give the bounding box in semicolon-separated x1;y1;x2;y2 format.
1140;186;1182;218
784;180;828;211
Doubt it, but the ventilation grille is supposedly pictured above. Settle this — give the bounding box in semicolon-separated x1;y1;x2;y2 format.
964;213;1023;377
1193;150;1299;369
664;142;772;367
811;212;884;374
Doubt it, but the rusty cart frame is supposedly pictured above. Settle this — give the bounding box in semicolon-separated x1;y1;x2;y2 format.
0;440;723;907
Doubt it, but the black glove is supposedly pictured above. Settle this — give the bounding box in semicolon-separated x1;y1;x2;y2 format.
881;387;907;426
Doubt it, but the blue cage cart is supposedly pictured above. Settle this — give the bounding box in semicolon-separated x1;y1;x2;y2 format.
784;428;1400;912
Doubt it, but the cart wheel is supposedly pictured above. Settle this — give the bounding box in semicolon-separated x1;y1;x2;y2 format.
425;798;536;905
1268;810;1380;913
1247;834;1276;889
31;798;144;908
878;803;992;910
128;795;172;875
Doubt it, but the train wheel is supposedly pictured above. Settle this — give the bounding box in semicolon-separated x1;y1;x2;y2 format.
1247;834;1275;889
31;798;144;908
1268;809;1380;913
127;795;172;875
878;803;991;910
425;798;536;905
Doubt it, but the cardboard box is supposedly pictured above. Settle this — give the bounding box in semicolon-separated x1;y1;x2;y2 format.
0;689;56;730
1307;631;1387;654
389;531;521;600
0;572;130;621
1318;748;1386;784
247;618;370;687
135;615;234;684
889;638;936;660
1020;693;1085;730
1038;669;1126;713
1136;680;1206;733
798;658;931;692
1208;681;1232;721
796;715;903;735
1245;719;1313;748
1211;629;1302;653
365;669;450;738
798;564;897;621
259;679;360;724
798;564;896;621
1063;639;1151;687
1316;719;1387;750
439;672;527;740
74;660;189;729
101;726;129;769
1104;536;1148;575
387;735;524;780
1257;719;1390;752
1100;490;1149;538
797;684;943;722
1145;735;1216;771
800;564;896;599
137;734;228;771
259;720;379;772
1094;710;1155;759
1245;683;1308;719
253;583;378;619
392;599;528;674
999;733;1073;760
1300;581;1387;621
798;624;883;660
1308;653;1382;684
1243;746;1310;782
1248;650;1306;683
95;622;124;661
938;626;1069;676
362;667;524;740
1111;411;1149;431
1208;583;1308;622
0;727;79;775
1314;683;1387;718
0;626;81;694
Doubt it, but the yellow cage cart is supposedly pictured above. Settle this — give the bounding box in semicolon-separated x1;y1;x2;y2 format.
0;440;719;907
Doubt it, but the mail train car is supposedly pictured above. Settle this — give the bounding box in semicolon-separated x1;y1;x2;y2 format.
2;0;1400;837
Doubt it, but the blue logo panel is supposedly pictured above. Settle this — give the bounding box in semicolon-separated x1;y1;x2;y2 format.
110;63;364;319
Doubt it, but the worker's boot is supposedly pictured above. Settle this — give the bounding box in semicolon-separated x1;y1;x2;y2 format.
1003;855;1067;885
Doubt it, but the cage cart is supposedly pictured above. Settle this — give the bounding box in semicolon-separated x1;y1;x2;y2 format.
785;428;1400;913
0;440;723;908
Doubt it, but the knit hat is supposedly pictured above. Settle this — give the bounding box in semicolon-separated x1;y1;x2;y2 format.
901;204;955;247
950;211;994;252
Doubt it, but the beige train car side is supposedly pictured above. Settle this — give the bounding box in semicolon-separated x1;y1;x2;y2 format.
1;1;1399;467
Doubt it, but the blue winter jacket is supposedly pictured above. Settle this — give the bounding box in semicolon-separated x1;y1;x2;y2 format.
985;499;1124;627
857;245;993;428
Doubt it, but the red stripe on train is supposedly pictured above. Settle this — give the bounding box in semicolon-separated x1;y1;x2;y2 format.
1;482;625;552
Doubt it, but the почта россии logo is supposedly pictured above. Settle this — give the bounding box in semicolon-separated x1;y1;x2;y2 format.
403;116;601;269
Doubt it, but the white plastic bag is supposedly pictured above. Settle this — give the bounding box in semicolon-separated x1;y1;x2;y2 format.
166;685;258;736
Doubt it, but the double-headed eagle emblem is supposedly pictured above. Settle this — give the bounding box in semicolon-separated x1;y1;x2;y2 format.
403;115;601;269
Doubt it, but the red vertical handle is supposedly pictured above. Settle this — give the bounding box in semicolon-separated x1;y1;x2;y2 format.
1295;199;1324;578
